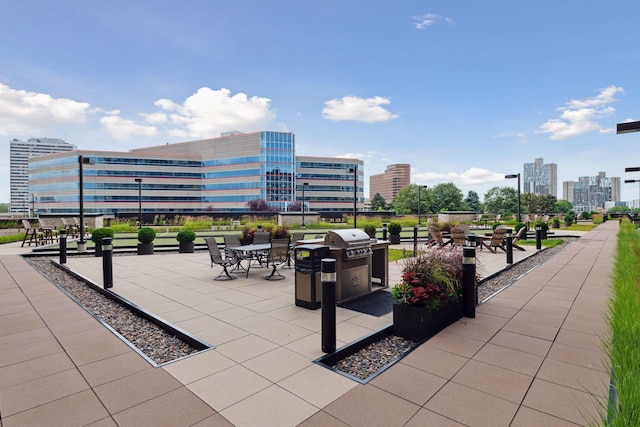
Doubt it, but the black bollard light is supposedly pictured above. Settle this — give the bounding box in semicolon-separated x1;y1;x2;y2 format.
102;237;113;289
321;258;337;353
462;246;476;318
413;225;418;257
505;228;513;264
535;224;542;250
59;229;67;264
382;223;388;241
465;234;476;248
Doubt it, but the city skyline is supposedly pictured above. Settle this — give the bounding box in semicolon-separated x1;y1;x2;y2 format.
1;1;639;205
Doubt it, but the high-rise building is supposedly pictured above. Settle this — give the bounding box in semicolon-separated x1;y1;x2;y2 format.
563;171;620;213
295;156;364;212
369;164;411;203
523;158;557;197
29;131;364;214
10;138;77;214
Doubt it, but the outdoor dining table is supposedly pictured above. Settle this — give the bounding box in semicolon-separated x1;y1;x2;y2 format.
227;243;271;277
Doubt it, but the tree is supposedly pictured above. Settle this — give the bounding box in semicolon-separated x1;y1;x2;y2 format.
0;203;8;213
246;199;278;212
464;191;481;212
431;183;467;212
369;193;388;211
482;186;518;215
554;200;573;213
287;201;302;212
393;184;434;215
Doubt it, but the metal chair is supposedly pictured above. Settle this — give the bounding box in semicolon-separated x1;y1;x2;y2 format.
205;237;236;280
223;234;248;272
251;231;271;266
264;238;290;280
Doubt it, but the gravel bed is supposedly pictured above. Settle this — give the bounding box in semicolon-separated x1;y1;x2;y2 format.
332;238;575;381
26;256;201;365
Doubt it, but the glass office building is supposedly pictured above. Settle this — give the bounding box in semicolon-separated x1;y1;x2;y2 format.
10;138;77;214
29;131;303;214
295;156;364;212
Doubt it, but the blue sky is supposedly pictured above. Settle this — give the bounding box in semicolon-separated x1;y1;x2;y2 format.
2;1;640;205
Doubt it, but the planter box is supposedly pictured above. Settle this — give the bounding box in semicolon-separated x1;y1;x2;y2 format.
393;299;463;341
137;242;154;255
178;241;195;253
389;234;401;244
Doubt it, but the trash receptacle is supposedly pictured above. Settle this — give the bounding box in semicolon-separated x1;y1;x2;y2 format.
295;244;330;309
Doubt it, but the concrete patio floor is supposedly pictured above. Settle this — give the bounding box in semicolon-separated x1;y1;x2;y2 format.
0;225;613;426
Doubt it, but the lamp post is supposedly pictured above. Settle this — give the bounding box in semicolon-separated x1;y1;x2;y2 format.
135;178;143;228
78;155;94;251
349;166;357;229
31;193;36;218
505;173;521;222
301;182;308;228
624;179;640;210
417;185;428;227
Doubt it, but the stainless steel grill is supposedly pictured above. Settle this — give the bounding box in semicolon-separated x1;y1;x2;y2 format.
324;229;373;259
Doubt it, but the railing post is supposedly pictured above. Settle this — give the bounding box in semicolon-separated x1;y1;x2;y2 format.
462;247;476;318
321;258;336;353
102;237;113;289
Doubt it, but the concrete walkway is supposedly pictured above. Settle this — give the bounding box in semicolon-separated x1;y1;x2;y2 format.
0;224;613;426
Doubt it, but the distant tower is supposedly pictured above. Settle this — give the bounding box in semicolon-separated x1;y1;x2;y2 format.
523;158;557;197
369;164;411;203
9;138;77;214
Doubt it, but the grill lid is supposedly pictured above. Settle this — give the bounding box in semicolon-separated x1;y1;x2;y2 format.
324;229;371;248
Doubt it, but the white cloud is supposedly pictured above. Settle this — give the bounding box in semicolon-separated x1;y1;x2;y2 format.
537;86;624;140
322;96;399;123
413;167;505;186
0;83;90;136
150;87;275;138
413;13;454;29
100;115;159;140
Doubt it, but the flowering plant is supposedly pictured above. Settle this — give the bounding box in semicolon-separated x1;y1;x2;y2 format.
391;246;463;310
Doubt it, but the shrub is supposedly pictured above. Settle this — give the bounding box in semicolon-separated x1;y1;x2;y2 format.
363;223;377;237
388;222;402;235
270;225;290;239
564;214;574;226
535;221;549;232
90;227;114;244
514;222;527;233
176;230;196;243
138;227;156;243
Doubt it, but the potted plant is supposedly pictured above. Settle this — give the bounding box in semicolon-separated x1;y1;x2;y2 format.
363;224;377;238
564;214;574;227
391;247;464;341
551;218;561;229
90;227;114;257
176;230;196;253
387;222;402;244
137;227;156;255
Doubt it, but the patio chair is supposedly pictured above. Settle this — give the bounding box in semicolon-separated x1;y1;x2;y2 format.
427;226;451;247
480;227;507;253
286;232;306;268
251;231;271;266
223;234;248;272
205;237;236;280
21;219;42;247
37;217;58;244
264;238;290;280
449;227;467;247
511;227;527;251
61;217;79;238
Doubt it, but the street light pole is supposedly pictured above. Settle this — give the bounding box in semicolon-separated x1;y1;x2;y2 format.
505;173;521;222
417;185;428;227
135;178;142;228
301;182;308;228
349;166;357;229
78;155;94;250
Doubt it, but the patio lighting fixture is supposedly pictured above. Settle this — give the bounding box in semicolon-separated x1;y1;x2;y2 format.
135;178;143;229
